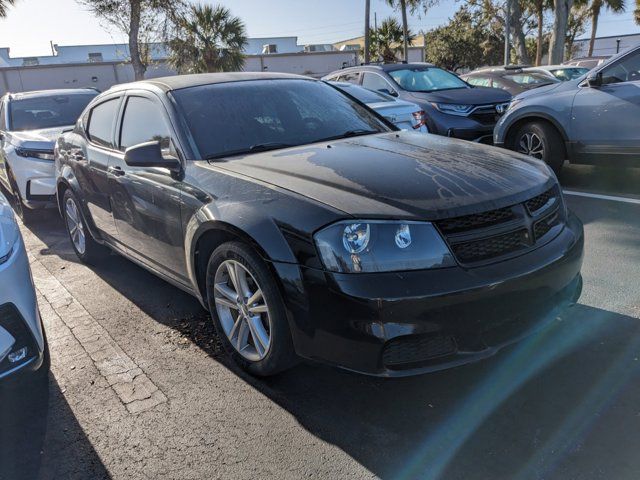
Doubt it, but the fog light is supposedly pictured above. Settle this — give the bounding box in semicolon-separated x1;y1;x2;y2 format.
8;347;27;363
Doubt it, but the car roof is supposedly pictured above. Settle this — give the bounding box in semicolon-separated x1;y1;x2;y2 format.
108;72;313;93
7;88;99;100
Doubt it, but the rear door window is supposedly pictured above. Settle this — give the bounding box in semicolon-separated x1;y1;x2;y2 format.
362;73;395;94
87;98;120;148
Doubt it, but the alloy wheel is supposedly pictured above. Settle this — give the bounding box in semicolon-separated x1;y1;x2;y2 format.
213;260;272;361
65;197;86;255
517;132;545;159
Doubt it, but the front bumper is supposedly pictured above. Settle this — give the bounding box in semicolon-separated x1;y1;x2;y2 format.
279;212;584;377
8;154;56;208
0;235;46;382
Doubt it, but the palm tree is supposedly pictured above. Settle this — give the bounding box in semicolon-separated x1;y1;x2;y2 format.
0;0;16;17
587;0;626;56
529;0;552;65
168;4;247;74
633;0;639;23
370;17;415;63
386;0;410;62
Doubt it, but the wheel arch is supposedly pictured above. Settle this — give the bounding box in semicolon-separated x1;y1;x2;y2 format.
504;114;569;154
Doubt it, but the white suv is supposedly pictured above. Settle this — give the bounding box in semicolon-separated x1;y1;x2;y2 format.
0;89;97;222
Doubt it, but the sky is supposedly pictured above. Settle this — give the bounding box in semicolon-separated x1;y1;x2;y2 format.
0;0;638;58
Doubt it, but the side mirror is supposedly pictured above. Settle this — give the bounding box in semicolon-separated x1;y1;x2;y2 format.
585;72;602;88
124;141;180;170
379;88;399;97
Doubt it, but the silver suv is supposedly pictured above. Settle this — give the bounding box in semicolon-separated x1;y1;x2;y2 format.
494;44;640;173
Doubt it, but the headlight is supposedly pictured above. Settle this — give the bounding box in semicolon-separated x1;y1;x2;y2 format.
507;99;522;111
0;246;14;265
15;147;55;161
431;103;474;116
314;220;456;273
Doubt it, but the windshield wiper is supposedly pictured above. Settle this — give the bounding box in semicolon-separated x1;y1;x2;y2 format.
315;129;380;143
205;142;295;160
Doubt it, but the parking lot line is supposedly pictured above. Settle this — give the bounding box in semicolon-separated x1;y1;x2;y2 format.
563;190;640;206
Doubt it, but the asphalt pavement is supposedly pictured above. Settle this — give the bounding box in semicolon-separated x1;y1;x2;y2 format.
1;163;639;480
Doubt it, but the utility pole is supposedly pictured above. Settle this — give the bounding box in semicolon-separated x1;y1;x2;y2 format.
364;0;371;65
504;0;511;65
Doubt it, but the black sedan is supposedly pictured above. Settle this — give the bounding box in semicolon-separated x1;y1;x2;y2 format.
55;73;583;377
462;66;561;96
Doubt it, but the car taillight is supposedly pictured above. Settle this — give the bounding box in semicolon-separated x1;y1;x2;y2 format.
412;110;426;129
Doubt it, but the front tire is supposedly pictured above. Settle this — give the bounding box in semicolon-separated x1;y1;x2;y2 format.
62;189;108;264
514;121;565;175
206;242;297;376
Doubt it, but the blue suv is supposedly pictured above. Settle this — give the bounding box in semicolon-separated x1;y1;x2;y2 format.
495;44;640;173
324;63;511;144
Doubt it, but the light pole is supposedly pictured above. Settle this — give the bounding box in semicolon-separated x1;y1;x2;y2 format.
504;0;511;65
616;38;621;54
364;0;371;65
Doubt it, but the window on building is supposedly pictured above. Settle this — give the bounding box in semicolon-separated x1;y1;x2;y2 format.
87;98;120;148
119;96;171;151
22;57;39;67
88;52;104;63
262;44;277;54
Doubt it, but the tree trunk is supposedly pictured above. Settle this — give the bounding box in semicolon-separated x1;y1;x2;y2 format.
364;0;371;64
511;0;531;64
129;0;146;81
401;0;409;62
548;0;573;64
535;5;544;66
588;1;601;57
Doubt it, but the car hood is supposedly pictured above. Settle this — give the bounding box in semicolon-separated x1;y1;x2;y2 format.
212;131;556;220
407;86;512;105
0;195;19;259
8;126;71;148
513;80;568;100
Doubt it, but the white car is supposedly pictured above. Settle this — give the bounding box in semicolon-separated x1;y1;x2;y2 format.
328;81;429;132
523;65;590;82
0;192;48;383
0;88;98;222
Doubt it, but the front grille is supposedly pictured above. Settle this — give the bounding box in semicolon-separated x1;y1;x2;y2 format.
383;334;457;368
469;112;500;125
438;206;515;234
451;229;531;263
526;187;556;214
436;187;563;265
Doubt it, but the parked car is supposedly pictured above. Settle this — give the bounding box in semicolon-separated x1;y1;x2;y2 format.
328;81;428;132
0;192;48;384
0;88;98;223
563;55;610;70
524;65;590;82
462;66;560;95
56;73;583;377
495;44;640;173
323;64;511;144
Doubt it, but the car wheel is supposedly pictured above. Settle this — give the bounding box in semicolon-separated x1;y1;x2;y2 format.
62;189;108;264
514;121;565;174
6;167;38;224
206;241;297;376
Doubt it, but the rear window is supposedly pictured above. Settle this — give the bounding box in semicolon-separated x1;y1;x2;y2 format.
9;93;97;131
504;73;557;85
332;83;393;104
171;79;389;160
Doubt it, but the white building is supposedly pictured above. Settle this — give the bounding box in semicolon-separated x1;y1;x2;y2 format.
572;32;640;59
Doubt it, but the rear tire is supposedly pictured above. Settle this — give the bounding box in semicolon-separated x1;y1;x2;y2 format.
514;121;565;175
206;241;297;376
62;189;109;264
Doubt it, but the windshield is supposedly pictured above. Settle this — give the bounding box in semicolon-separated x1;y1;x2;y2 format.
172;79;390;160
331;83;394;104
9;93;97;131
550;67;590;81
387;67;468;92
505;73;557;86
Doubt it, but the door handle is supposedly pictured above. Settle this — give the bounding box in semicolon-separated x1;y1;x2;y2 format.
107;165;125;177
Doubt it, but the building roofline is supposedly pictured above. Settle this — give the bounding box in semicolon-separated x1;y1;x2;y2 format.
574;32;640;42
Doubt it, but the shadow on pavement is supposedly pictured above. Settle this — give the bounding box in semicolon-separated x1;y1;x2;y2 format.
23;206;640;479
0;374;111;480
